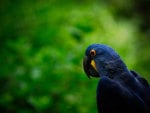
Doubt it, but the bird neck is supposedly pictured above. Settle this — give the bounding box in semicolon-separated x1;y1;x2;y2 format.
104;58;130;79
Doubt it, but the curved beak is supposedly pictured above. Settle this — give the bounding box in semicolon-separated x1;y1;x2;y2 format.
83;55;99;78
83;56;91;78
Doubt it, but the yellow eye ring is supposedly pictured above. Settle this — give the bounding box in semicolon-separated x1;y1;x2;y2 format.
90;49;96;56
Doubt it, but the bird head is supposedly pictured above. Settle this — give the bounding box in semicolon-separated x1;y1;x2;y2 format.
83;44;127;78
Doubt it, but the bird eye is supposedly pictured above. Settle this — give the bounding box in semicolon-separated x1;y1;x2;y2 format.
90;49;96;56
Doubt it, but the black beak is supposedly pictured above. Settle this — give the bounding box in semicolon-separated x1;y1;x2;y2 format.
83;55;99;78
83;56;91;78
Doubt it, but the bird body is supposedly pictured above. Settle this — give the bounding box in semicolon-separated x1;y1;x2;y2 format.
83;44;150;113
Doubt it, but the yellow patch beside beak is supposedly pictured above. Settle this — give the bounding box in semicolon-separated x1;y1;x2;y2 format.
91;60;98;71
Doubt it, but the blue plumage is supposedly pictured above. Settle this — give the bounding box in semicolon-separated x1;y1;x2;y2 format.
83;44;150;113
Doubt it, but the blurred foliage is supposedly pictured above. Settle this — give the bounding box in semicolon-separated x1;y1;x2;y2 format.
0;0;150;113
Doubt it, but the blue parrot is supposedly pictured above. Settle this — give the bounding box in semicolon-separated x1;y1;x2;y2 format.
83;44;150;113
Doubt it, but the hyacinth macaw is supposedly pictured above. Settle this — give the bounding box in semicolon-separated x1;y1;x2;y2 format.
83;44;150;113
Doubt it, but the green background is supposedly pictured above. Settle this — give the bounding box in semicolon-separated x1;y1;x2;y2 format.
0;0;150;113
